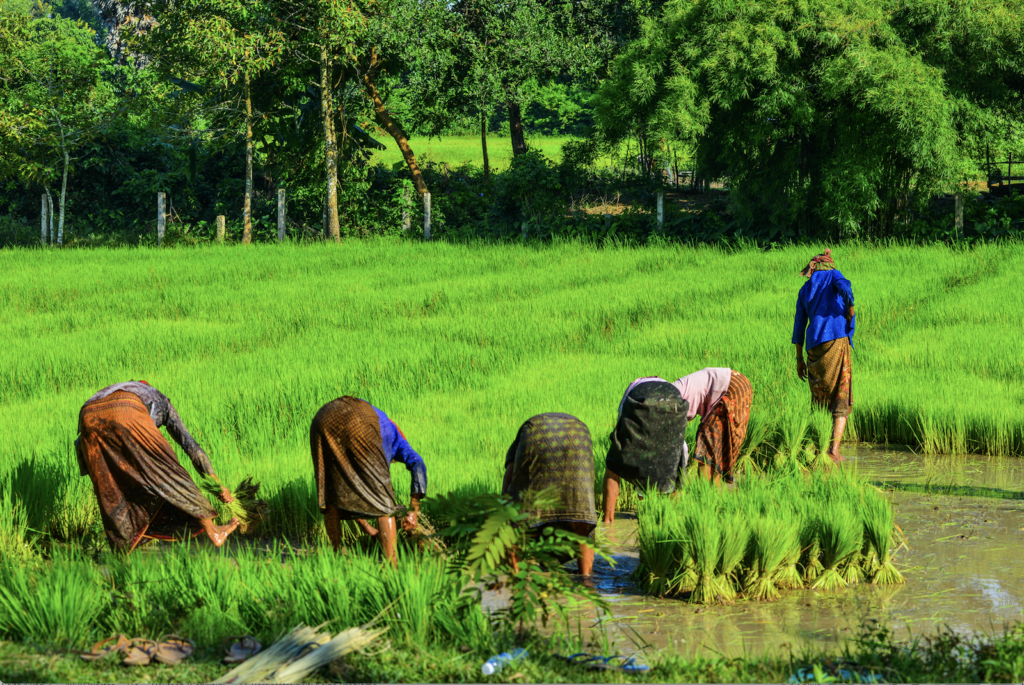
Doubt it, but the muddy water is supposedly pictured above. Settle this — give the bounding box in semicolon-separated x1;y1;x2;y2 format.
576;447;1024;659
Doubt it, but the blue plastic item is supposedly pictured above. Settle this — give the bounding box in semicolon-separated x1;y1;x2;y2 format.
481;648;528;676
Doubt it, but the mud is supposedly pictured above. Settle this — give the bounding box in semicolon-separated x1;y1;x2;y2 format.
571;447;1024;658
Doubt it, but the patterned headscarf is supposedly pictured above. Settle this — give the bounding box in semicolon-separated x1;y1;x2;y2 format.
800;248;836;277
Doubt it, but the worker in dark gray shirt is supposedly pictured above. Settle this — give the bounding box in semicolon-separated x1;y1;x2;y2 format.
76;380;238;552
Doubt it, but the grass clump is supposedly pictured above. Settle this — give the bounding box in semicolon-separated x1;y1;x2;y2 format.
636;468;903;604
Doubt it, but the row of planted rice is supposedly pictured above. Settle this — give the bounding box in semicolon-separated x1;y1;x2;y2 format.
635;469;904;604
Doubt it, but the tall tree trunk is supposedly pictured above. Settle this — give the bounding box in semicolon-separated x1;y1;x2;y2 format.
320;44;341;241
506;100;527;156
58;142;68;246
362;67;428;195
44;187;54;245
243;72;253;244
481;105;490;183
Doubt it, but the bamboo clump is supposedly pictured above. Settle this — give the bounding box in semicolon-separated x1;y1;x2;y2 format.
635;469;905;604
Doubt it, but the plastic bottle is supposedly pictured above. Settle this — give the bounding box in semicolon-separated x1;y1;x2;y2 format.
481;648;528;676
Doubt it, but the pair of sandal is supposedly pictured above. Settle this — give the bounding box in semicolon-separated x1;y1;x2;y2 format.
560;653;651;672
78;635;194;666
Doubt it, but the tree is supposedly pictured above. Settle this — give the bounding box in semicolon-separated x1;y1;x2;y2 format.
134;0;286;243
0;3;114;245
595;0;1024;237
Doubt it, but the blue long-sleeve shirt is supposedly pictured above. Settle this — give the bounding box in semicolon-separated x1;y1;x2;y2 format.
792;269;856;351
368;403;428;497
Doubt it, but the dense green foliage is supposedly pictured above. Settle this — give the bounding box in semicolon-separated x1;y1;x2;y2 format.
2;0;1022;245
593;0;1024;238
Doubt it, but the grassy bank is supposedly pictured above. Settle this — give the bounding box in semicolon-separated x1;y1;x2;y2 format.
367;134;619;171
0;240;1021;544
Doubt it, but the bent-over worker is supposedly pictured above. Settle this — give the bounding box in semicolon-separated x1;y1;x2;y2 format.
310;396;427;563
502;412;598;576
603;368;752;522
75;380;238;553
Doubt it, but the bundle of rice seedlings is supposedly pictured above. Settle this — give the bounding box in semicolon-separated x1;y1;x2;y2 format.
778;411;812;472
798;508;824;583
199;476;267;532
810;503;861;591
684;511;722;604
807;410;837;471
744;514;797;601
713;511;750;601
774;511;804;590
634;499;680;597
214;623;387;684
401;509;446;554
841;550;864;585
862;493;905;585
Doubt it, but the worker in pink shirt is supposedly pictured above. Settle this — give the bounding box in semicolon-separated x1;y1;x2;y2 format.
603;368;753;523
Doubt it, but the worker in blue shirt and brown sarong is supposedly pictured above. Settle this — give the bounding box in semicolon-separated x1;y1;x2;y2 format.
502;413;598;577
793;249;856;463
310;396;427;564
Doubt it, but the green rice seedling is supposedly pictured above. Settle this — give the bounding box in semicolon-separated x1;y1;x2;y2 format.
778;410;813;472
811;502;862;592
0;485;35;561
797;501;824;583
808;410;838;472
0;550;106;649
683;508;722;604
734;409;771;476
862;491;905;585
634;497;682;597
714;510;750;601
744;513;798;601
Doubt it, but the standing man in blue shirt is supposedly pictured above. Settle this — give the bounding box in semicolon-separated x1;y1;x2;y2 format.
793;249;856;463
310;396;427;563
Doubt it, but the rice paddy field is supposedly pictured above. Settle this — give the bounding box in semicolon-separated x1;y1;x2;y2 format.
2;239;1023;682
368;134;618;171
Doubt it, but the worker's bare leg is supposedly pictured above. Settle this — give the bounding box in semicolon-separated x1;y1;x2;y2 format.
602;471;620;524
377;515;398;566
830;416;848;463
324;504;343;551
200;516;240;547
571;522;594;576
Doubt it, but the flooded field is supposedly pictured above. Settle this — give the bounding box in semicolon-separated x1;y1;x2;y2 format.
580;447;1024;659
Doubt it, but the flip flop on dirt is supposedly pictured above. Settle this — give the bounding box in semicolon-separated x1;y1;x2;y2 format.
78;634;129;661
122;638;158;667
222;635;262;664
154;635;195;666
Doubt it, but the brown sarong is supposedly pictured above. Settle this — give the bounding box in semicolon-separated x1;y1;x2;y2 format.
807;337;853;418
310;396;398;520
692;371;753;479
76;391;217;553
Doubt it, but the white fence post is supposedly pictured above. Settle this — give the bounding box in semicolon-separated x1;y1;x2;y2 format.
423;192;431;240
955;190;964;239
657;192;664;231
157;192;166;246
402;188;411;232
277;188;286;242
216;215;225;243
41;194;48;245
